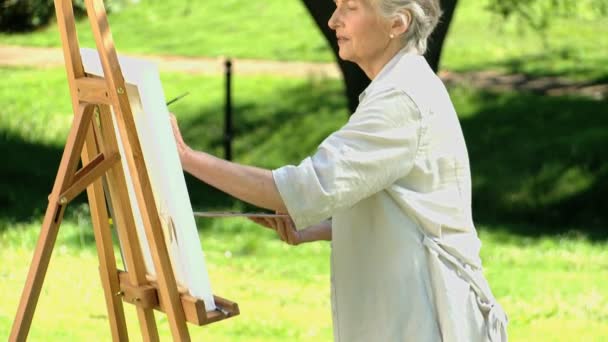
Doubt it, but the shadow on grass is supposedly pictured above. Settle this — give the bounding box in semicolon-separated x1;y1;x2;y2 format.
179;78;348;224
0;78;347;242
454;47;608;83
1;80;606;243
460;90;608;239
0;131;67;225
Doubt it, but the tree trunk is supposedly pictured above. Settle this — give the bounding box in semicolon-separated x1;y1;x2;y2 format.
301;0;369;114
424;0;459;72
301;0;459;113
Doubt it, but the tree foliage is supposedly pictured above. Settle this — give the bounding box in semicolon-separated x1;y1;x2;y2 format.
486;0;608;45
0;0;57;31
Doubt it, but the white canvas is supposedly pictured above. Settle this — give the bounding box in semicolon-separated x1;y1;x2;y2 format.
80;48;216;311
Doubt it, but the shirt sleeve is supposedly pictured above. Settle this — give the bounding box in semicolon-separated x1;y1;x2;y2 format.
272;87;422;229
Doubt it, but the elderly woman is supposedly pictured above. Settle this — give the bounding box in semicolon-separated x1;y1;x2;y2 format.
170;0;508;341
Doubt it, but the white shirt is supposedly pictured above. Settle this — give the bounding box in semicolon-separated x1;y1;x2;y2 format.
273;49;508;342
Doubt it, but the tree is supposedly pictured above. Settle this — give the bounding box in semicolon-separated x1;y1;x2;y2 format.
486;0;608;48
300;0;368;114
426;0;459;73
301;0;459;114
0;0;129;32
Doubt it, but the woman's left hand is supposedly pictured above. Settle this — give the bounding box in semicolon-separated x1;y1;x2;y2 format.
249;214;302;246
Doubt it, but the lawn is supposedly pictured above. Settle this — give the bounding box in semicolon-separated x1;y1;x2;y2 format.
2;67;606;233
1;2;607;339
1;219;607;341
1;0;607;80
1;65;607;340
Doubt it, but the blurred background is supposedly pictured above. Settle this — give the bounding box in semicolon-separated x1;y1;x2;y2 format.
1;0;607;340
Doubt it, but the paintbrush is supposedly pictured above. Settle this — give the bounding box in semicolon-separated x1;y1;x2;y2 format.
166;92;190;106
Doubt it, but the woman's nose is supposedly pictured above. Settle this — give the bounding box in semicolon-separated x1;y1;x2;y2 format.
328;9;339;30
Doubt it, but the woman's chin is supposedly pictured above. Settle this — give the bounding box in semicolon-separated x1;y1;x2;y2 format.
337;49;353;63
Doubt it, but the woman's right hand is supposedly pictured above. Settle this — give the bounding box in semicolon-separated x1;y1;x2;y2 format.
169;113;191;165
248;214;303;246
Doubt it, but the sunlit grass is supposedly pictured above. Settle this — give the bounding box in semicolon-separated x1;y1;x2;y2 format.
0;0;606;79
1;220;607;340
1;66;607;340
0;0;332;62
0;218;333;341
2;66;607;229
441;0;608;79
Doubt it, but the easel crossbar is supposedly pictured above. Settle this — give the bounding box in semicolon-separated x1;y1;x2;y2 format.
59;151;120;204
75;77;113;105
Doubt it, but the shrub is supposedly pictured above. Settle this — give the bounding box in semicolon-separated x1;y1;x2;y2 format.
0;0;131;32
0;0;56;32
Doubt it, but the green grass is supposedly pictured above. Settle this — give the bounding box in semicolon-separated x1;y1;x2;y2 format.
0;219;334;341
1;2;607;339
2;66;606;234
0;0;333;62
441;1;608;80
1;0;607;80
0;66;348;228
0;65;607;340
451;86;608;237
1;220;607;341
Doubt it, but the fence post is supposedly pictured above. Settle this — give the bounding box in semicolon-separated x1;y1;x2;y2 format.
224;58;233;161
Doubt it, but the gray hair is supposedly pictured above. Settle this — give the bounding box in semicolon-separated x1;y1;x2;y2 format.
375;0;442;54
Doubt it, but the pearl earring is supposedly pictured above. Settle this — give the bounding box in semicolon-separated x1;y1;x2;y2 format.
389;34;395;39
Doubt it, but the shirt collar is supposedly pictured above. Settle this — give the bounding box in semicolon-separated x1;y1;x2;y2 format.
358;48;418;103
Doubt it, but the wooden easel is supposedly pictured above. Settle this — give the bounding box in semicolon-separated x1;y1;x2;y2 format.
9;1;238;341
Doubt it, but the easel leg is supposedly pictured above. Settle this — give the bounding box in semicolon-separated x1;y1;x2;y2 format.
9;203;67;342
97;105;160;341
9;104;95;342
83;117;129;341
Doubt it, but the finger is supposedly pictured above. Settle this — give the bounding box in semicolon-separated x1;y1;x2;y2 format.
169;115;184;139
169;117;182;141
261;217;277;230
280;218;292;245
288;230;300;246
275;218;288;242
282;219;297;245
287;223;298;245
169;114;178;129
274;218;285;241
259;218;278;231
247;217;271;229
247;216;264;224
286;222;298;245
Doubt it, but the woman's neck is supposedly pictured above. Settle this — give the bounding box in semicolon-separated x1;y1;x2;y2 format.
359;43;405;80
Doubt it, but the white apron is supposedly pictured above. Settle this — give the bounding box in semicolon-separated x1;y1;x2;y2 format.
273;48;508;341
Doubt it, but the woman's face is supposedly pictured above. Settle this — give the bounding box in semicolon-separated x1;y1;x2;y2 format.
328;0;392;67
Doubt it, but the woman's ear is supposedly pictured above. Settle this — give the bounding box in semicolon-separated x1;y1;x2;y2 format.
392;11;411;37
